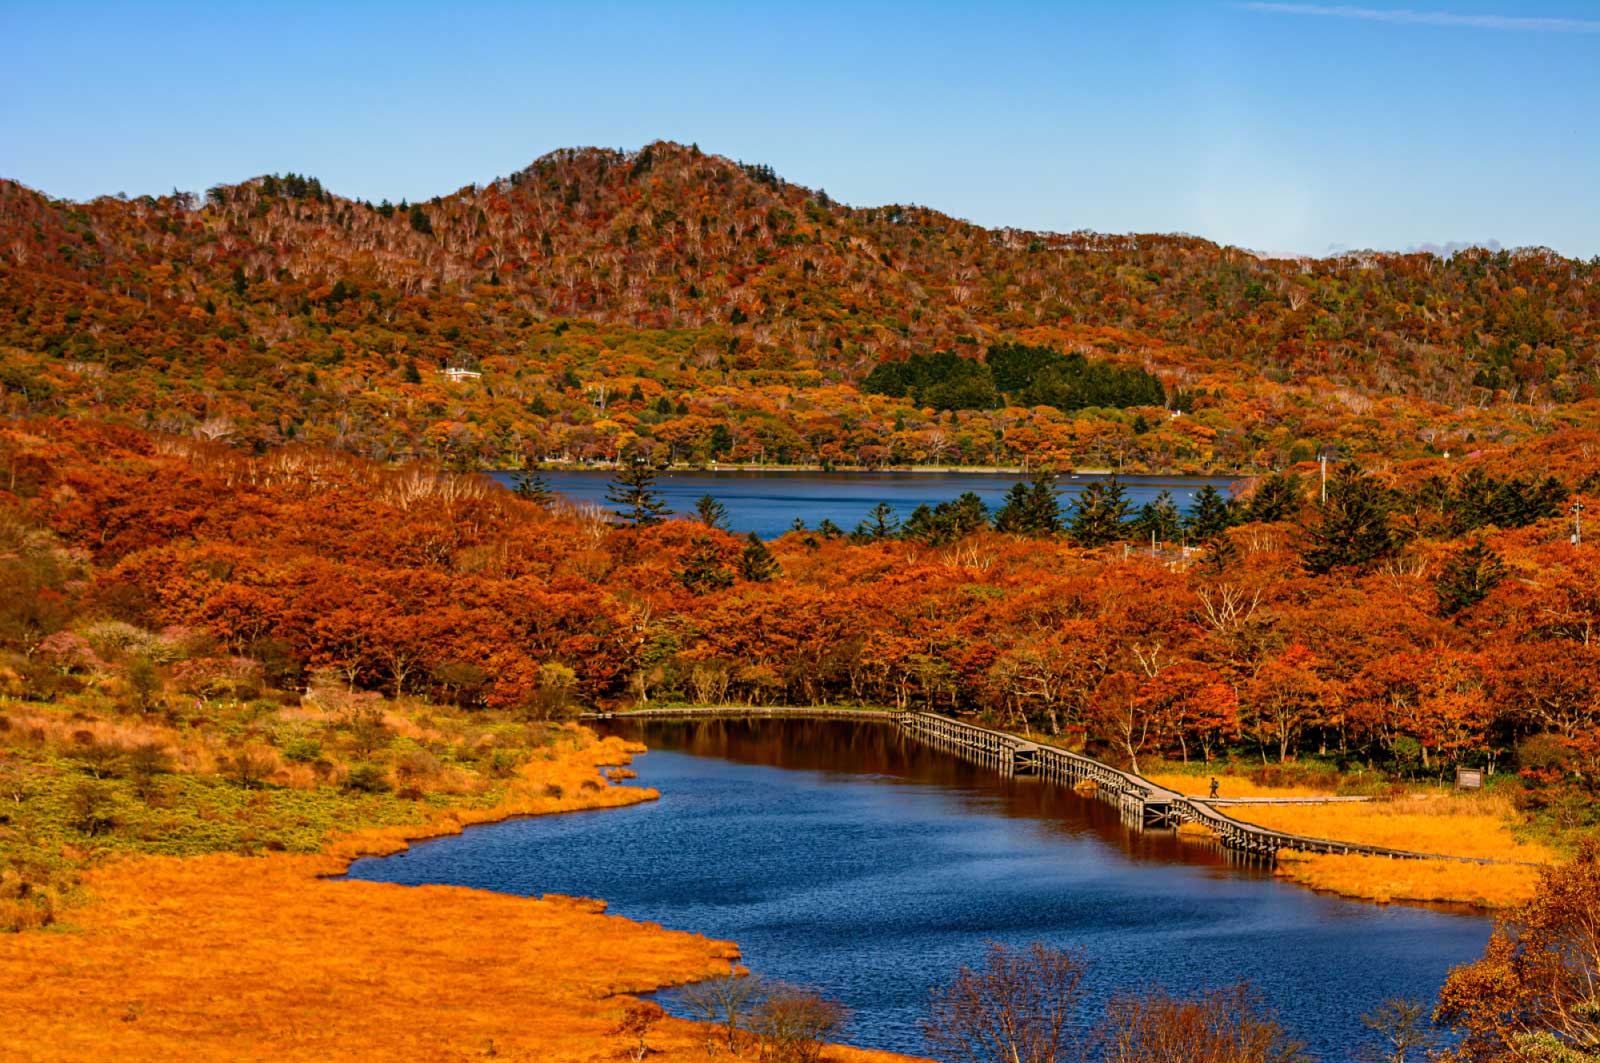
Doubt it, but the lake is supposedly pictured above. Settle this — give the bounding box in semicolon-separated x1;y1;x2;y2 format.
488;470;1235;539
346;720;1491;1059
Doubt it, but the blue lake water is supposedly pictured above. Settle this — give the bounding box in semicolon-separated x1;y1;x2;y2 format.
489;470;1235;539
346;720;1491;1060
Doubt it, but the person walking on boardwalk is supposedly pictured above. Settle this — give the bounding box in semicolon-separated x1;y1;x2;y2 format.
1209;777;1220;799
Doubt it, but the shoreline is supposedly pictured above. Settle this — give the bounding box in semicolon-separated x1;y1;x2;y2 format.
0;723;920;1063
0;714;1532;1061
502;462;1248;479
608;708;1547;912
0;713;1536;1060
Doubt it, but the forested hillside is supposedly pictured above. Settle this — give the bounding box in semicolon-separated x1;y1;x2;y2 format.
3;420;1596;840
3;141;1598;470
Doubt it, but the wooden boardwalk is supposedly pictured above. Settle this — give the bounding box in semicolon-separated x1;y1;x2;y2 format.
584;705;895;722
588;706;1511;865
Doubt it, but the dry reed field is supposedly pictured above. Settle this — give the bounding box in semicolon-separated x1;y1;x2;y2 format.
0;729;919;1062
1220;789;1554;908
1225;790;1554;862
1143;771;1339;800
1272;850;1544;908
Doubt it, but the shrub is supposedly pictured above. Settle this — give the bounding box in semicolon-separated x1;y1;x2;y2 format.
1098;983;1309;1063
612;1000;664;1062
395;750;441;782
125;742;172;797
522;662;578;720
1517;733;1573;776
681;974;763;1056
343;763;392;794
222;747;277;788
343;705;392;758
122;656;163;711
484;749;519;779
82;620;153;659
66;779;119;836
71;735;126;779
750;983;848;1063
924;942;1086;1063
169;656;264;700
279;735;323;763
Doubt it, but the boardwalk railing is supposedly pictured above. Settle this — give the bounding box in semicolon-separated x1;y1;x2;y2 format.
583;705;895;722
590;706;1513;865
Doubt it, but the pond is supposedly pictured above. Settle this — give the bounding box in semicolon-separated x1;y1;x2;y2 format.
488;469;1236;539
346;720;1490;1059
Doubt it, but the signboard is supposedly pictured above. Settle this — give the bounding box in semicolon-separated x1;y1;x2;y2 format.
1456;767;1483;790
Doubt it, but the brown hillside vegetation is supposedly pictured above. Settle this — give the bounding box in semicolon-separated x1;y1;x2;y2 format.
2;140;1598;471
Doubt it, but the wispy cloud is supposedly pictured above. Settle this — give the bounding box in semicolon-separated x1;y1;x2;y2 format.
1238;3;1600;33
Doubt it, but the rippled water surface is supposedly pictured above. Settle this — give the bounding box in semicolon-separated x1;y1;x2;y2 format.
346;720;1491;1059
490;470;1234;539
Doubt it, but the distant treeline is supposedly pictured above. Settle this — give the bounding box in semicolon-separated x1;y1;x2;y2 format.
781;466;1577;566
861;342;1167;412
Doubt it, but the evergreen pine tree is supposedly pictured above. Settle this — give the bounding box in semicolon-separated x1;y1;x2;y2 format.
1024;473;1063;534
1245;473;1304;524
1130;490;1182;546
1201;530;1240;574
947;492;990;537
993;482;1035;534
694;495;729;531
1185;484;1236;541
403;359;423;385
904;491;992;545
1068;478;1131;547
676;537;734;594
817;518;844;540
510;469;555;508
1435;539;1506;617
995;475;1060;536
606;461;669;528
902;504;940;543
739;532;780;582
1301;464;1396;574
856;501;900;540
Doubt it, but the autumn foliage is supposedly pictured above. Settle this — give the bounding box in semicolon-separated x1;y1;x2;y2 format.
1435;841;1600;1061
3;419;1597;829
2;141;1599;477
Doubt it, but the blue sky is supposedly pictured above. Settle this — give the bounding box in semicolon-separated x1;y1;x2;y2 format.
3;2;1597;256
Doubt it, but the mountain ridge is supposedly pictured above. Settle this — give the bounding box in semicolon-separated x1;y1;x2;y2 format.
1;140;1541;265
1;139;1596;471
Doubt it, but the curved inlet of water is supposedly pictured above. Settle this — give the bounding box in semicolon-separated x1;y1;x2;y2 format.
345;719;1492;1059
